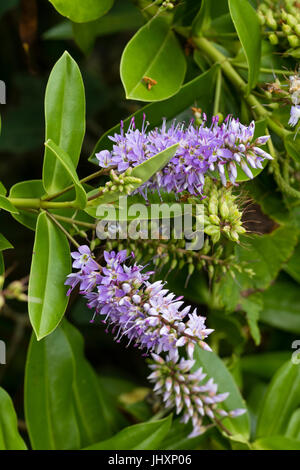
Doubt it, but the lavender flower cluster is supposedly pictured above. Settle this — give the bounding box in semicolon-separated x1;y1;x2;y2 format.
96;115;272;196
148;351;245;438
65;246;213;357
65;246;245;437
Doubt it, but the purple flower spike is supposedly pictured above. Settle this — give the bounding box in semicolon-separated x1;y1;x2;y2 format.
96;115;272;194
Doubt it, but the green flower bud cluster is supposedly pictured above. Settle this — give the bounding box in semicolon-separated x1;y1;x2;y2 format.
258;0;300;53
103;168;142;195
157;0;176;10
0;276;28;311
202;181;246;244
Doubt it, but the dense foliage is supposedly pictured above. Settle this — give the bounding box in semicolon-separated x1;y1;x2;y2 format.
1;0;300;451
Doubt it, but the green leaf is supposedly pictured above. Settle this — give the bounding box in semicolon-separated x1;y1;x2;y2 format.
28;212;71;340
235;227;298;290
286;409;300;440
0;233;13;251
43;51;85;195
84;415;172;450
49;0;114;23
0;195;18;214
45;139;87;209
241;292;262;345
120;16;186;102
228;0;261;92
252;435;300;450
90;65;219;161
87;143;179;210
260;280;300;334
193;346;250;441
25;320;125;450
0;387;27;450
256;360;300;438
285;132;300;164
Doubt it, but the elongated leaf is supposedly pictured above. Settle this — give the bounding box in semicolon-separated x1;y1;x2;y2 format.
286;409;300;440
87;143;179;211
260;280;300;334
0;233;13;251
0;388;27;450
256;360;300;438
45;139;87;209
0;195;18;214
229;0;261;92
120;16;186;102
49;0;114;23
85;415;172;450
43;51;85;194
252;436;300;450
25;320;125;450
28;212;71;340
90;65;219;161
194;346;250;441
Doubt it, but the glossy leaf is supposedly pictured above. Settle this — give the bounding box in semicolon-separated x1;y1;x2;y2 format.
0;233;13;251
0;195;18;214
84;415;172;450
286;409;300;440
194;346;250;441
25;320;125;450
49;0;114;23
256;360;300;438
90;65;219;161
252;436;300;450
45;139;87;209
229;0;261;92
43;51;85;195
120;16;186;102
260;280;300;334
28;212;71;340
0;387;27;450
